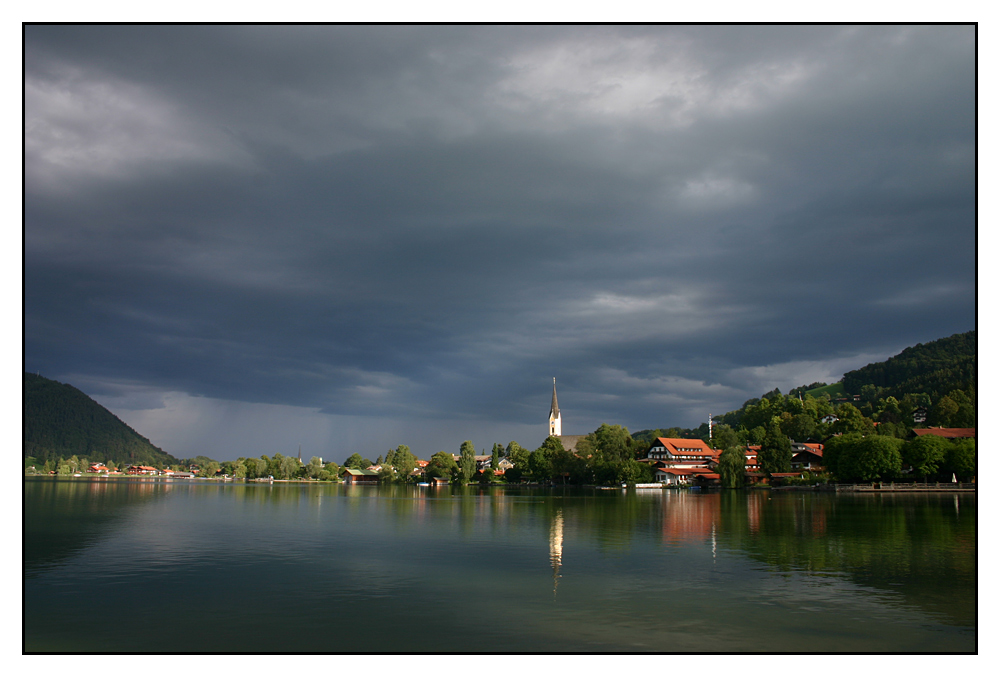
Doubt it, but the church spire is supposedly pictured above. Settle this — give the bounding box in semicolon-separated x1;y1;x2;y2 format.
549;378;562;437
550;377;560;418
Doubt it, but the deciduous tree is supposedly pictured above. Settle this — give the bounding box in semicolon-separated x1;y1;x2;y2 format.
505;442;529;482
928;396;958;427
392;445;416;480
305;456;325;478
902;436;947;481
717;446;746;488
528;448;550;480
619;458;652;484
828;404;876;437
835;435;903;482
344;453;372;470
712;425;740;452
943;439;976;480
757;422;792;476
426;451;458;480
200;460;221;477
780;414;816;442
590;424;633;464
550;446;586;484
279;455;299;480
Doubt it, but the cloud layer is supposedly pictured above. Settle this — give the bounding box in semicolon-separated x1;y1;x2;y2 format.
24;26;976;461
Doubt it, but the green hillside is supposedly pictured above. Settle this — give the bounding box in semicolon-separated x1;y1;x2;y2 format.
24;373;179;467
804;383;846;399
635;329;976;446
842;330;976;399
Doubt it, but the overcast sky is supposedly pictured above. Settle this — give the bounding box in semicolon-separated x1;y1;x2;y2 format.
23;25;976;463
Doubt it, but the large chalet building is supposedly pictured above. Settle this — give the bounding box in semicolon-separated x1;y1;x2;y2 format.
647;438;719;465
645;438;825;485
646;438;721;486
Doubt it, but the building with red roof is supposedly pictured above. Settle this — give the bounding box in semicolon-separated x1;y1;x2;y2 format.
126;465;158;475
653;466;701;485
911;428;975;440
790;442;824;471
647;438;720;466
645;438;723;485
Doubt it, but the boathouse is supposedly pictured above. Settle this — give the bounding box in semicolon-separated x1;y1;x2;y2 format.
341;468;380;484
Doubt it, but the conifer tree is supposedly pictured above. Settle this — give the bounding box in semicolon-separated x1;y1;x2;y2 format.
459;441;477;483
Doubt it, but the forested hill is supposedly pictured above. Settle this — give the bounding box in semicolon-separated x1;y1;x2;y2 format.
634;329;976;445
841;330;976;399
23;373;179;467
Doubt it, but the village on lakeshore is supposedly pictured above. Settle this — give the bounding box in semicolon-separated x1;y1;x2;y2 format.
23;331;976;490
27;375;976;492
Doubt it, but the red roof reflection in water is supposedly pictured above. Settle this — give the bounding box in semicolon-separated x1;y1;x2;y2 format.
661;493;720;545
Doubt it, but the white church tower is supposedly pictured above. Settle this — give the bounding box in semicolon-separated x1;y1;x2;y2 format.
549;378;562;437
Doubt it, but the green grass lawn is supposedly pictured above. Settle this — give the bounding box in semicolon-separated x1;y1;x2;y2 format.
805;382;847;399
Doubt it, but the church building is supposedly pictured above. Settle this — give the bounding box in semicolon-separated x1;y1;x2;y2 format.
548;378;585;452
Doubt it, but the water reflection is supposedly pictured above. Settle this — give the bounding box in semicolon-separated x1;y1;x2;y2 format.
601;488;974;629
660;491;720;545
714;490;976;628
24;477;169;575
24;480;975;651
711;522;716;562
549;509;563;597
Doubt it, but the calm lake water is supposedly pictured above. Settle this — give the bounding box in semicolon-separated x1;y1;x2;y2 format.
24;477;975;653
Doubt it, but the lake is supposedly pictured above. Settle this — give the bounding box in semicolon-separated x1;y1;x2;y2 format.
23;477;975;653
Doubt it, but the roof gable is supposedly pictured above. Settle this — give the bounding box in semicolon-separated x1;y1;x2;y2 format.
342;468;379;476
792;449;823;459
655;438;715;455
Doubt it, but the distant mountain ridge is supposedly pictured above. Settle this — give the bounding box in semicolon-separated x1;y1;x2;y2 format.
23;373;179;467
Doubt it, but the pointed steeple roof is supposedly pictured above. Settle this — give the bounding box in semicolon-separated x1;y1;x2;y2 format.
550;378;560;418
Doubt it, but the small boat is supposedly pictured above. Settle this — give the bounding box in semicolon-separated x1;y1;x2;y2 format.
417;482;430;487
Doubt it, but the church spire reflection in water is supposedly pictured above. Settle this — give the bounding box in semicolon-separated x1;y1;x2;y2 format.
549;509;563;598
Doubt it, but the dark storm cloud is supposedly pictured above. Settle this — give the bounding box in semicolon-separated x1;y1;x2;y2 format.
24;25;975;455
